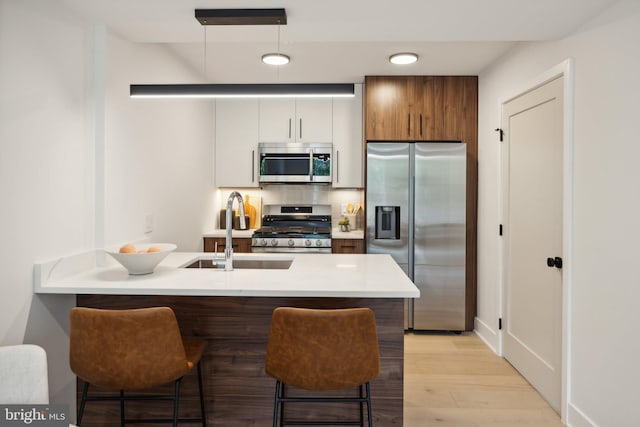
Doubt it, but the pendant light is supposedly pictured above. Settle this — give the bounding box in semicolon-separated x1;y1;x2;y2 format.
262;21;289;65
129;9;355;98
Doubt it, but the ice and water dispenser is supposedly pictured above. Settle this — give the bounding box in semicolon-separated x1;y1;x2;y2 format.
375;206;400;239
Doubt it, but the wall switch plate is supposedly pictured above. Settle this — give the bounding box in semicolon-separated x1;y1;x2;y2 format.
144;213;153;233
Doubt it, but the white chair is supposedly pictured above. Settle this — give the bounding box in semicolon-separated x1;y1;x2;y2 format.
0;344;49;404
0;344;77;427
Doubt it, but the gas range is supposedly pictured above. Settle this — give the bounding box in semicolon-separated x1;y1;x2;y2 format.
251;205;332;253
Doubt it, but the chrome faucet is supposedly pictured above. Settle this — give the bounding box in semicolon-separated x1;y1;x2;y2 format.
225;191;246;271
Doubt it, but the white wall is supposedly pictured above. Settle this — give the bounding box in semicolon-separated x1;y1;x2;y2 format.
103;34;215;251
476;1;640;425
0;0;214;413
0;0;92;408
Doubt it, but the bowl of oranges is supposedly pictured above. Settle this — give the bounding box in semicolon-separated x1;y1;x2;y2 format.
105;243;177;275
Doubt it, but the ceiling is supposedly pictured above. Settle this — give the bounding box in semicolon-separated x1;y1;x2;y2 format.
58;0;617;83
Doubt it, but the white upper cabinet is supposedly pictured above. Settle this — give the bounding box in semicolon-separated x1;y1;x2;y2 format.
258;99;295;142
332;84;363;188
259;99;333;143
295;99;333;142
214;91;361;188
214;99;259;188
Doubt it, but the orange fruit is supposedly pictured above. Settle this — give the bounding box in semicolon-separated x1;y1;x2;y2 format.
147;246;161;253
119;244;136;254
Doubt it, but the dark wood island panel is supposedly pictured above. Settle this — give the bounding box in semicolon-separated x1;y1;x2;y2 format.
76;295;405;426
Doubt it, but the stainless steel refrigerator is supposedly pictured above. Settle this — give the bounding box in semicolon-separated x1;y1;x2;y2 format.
366;142;466;331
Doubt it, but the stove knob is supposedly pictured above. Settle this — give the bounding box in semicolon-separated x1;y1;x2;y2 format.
305;239;312;247
315;240;322;247
271;239;278;247
261;239;267;246
288;239;295;247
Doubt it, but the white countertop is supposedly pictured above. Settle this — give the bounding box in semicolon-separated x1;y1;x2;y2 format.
332;228;364;239
34;251;418;298
203;229;255;238
203;229;364;239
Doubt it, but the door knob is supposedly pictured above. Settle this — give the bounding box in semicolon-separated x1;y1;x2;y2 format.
546;257;563;269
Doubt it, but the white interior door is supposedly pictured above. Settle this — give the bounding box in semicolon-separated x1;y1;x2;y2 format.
502;76;564;412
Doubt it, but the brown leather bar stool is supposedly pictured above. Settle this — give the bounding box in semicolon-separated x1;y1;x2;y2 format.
265;307;380;427
69;307;207;427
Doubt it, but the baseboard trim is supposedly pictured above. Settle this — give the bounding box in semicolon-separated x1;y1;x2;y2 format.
473;317;499;354
567;403;598;427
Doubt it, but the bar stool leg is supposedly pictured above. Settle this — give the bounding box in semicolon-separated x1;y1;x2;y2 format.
77;382;89;426
366;383;373;427
119;390;125;427
279;383;285;427
272;381;280;427
197;362;207;427
359;385;364;427
173;378;182;427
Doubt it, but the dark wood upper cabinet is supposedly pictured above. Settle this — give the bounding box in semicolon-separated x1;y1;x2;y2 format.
365;75;477;143
364;76;415;141
420;76;478;142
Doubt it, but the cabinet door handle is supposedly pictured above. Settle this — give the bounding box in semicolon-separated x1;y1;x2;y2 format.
420;114;423;136
336;150;340;183
251;149;255;182
299;118;302;140
407;113;411;136
288;118;292;139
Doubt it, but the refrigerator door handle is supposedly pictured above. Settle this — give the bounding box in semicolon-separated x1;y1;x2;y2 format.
408;145;416;281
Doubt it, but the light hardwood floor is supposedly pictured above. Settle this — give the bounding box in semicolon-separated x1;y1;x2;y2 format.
404;333;564;426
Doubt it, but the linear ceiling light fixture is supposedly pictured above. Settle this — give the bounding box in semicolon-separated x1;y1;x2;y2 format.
130;83;355;99
389;52;419;65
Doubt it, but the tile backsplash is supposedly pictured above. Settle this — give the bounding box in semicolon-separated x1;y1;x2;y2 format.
215;185;364;229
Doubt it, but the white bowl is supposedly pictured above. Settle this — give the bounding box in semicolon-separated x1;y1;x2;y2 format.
105;243;177;275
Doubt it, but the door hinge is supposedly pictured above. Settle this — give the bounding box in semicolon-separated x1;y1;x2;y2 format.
499;224;503;236
498;318;502;330
495;128;504;142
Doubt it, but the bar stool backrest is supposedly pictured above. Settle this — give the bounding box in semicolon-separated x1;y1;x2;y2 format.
70;307;191;390
265;307;380;391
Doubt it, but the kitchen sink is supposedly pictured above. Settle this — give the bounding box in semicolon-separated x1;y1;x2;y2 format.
184;258;293;270
233;259;293;269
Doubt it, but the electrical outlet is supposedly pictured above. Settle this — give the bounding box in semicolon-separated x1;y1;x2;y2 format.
144;213;153;233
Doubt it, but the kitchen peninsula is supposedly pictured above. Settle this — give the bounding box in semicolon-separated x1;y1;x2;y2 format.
35;252;418;426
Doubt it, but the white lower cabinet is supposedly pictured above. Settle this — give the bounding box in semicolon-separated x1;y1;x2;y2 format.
214;99;259;188
332;84;363;188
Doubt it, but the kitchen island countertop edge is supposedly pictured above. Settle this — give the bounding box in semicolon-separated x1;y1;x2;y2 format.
35;252;419;298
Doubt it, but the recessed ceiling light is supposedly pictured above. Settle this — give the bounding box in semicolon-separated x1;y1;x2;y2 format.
389;53;418;65
262;53;290;66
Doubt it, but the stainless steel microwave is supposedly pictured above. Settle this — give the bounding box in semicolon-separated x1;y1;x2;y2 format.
258;142;332;184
